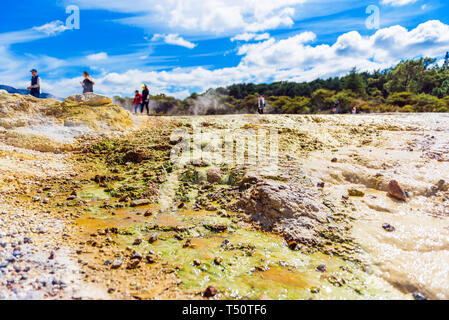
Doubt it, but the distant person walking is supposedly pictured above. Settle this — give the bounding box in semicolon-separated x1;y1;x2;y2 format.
81;71;95;94
133;90;142;114
141;84;150;115
352;106;357;114
333;100;340;114
27;69;41;98
257;94;265;114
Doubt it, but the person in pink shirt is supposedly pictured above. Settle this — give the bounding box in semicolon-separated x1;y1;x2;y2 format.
133;90;143;114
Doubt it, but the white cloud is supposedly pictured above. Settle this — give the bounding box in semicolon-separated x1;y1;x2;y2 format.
32;21;68;35
231;33;271;42
87;52;109;61
152;34;197;49
65;0;306;35
381;0;418;7
0;20;69;46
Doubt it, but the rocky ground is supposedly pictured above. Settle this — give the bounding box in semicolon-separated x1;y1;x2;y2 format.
1;92;448;300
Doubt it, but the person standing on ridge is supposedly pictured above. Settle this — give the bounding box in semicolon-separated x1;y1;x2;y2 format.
27;69;41;98
81;71;95;94
258;94;265;114
333;100;340;114
141;84;150;115
133;90;142;114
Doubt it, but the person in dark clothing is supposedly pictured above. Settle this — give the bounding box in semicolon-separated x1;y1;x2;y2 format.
81;71;94;93
333;100;340;114
141;84;150;115
27;69;41;98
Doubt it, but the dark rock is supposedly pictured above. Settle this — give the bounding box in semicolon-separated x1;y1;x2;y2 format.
413;292;427;300
127;260;140;269
382;223;395;232
119;194;130;202
205;224;227;233
342;195;349;200
348;189;365;197
177;202;185;209
193;259;201;266
331;158;338;163
254;265;269;272
145;254;158;264
207;168;222;184
148;233;159;243
130;199;151;207
111;259;123;269
144;210;153;217
204;286;217;298
48;251;55;260
217;209;229;217
316;264;326;272
174;234;184;241
133;238;142;246
205;205;218;212
230;180;329;246
221;239;230;247
214;257;223;265
123;150;149;164
131;251;143;260
310;287;320;294
13;249;21;257
183;239;194;248
388;180;407;201
288;241;299;251
317;182;325;188
437;180;447;192
238;173;262;187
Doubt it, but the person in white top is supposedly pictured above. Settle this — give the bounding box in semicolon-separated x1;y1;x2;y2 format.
257;94;265;114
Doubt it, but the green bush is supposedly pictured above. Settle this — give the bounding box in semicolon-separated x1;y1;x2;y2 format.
400;105;415;113
311;89;335;111
386;92;415;107
413;93;443;112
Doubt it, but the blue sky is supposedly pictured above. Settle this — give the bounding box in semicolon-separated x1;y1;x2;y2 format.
0;0;449;98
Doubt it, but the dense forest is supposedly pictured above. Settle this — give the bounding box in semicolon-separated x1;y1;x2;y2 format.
114;53;449;115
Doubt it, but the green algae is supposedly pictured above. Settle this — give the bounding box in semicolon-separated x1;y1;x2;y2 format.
79;185;111;202
82;205;399;300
